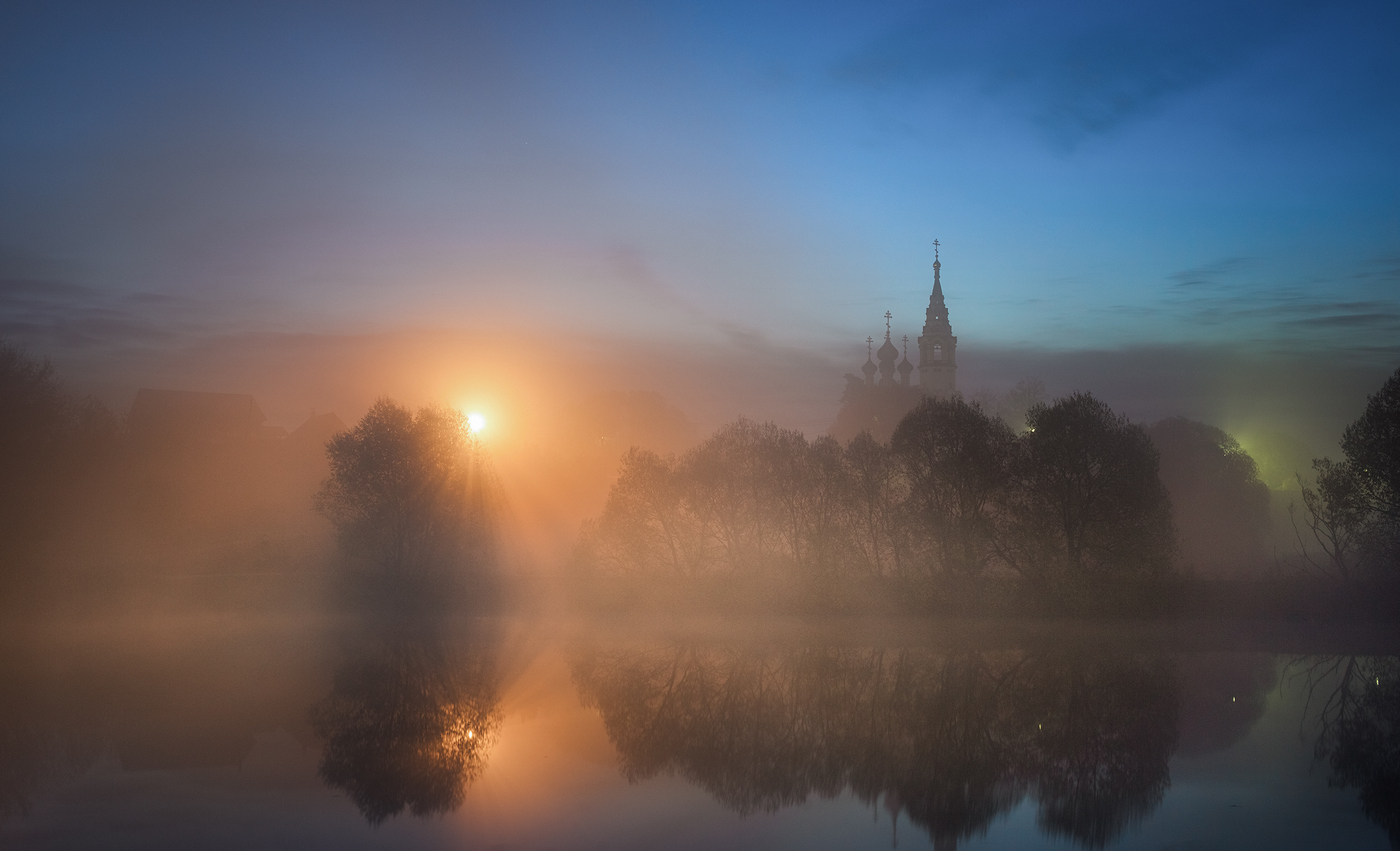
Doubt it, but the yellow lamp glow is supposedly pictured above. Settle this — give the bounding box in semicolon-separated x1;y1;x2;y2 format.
467;412;487;433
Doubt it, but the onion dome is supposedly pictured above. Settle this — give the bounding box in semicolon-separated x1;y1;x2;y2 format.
877;312;898;385
861;336;877;385
897;335;914;384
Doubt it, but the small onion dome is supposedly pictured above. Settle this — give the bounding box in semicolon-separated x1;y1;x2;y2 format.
862;356;877;379
897;355;913;379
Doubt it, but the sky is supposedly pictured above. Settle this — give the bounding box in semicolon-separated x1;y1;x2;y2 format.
2;0;1398;448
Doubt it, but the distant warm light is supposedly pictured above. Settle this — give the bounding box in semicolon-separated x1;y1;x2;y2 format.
467;729;475;739
467;412;487;433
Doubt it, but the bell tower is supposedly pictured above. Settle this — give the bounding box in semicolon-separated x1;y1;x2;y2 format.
917;240;957;396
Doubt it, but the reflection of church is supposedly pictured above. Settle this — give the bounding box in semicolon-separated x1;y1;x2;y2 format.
831;245;958;442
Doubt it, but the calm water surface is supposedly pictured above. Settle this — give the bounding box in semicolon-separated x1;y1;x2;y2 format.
1;616;1396;850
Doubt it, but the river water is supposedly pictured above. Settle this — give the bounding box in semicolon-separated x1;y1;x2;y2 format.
2;615;1396;850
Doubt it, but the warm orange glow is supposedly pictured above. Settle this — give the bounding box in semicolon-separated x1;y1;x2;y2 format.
467;412;487;433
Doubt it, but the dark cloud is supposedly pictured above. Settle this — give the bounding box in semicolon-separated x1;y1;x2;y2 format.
836;0;1328;143
1150;256;1400;356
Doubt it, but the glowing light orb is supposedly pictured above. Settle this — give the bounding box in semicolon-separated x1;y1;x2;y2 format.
467;412;487;433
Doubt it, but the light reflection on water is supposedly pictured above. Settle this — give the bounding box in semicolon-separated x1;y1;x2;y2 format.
0;617;1395;850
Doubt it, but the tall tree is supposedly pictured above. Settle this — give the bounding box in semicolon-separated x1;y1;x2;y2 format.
1294;366;1400;579
1145;418;1270;576
891;397;1016;582
1014;393;1175;608
1340;366;1400;524
315;399;495;602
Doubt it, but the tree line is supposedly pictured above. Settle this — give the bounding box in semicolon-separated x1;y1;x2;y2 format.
578;368;1400;614
577;392;1178;613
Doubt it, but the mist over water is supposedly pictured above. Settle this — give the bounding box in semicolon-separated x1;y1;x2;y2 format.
4;1;1400;846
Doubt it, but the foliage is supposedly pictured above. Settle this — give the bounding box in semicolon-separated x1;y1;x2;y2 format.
1145;417;1271;575
580;392;1179;614
579;419;904;607
315;399;495;601
1294;366;1400;580
1007;393;1176;609
891;396;1016;580
1341;367;1400;524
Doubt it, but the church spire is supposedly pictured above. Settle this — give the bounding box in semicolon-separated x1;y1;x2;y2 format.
917;240;957;396
931;239;944;305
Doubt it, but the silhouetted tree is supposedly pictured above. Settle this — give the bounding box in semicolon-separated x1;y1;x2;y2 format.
1146;418;1270;575
892;397;1015;586
1294;366;1400;580
583;447;695;578
843;431;909;578
315;399;495;604
1008;393;1176;611
1342;367;1400;525
1295;459;1376;580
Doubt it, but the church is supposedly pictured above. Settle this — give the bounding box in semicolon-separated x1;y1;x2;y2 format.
829;244;958;443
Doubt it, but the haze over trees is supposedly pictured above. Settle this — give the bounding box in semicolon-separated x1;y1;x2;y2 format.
578;392;1180;614
315;399;498;608
0;344;117;600
1145;418;1272;576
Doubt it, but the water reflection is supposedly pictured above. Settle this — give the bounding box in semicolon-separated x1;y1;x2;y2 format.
1302;656;1400;849
0;647;101;820
311;619;503;825
574;643;1183;849
2;620;1398;848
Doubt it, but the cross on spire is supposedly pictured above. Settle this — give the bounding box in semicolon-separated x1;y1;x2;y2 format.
866;336;873;357
884;310;892;339
932;238;940;262
902;334;908;355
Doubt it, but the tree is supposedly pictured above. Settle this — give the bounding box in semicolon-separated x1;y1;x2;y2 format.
1145;418;1270;576
843;431;909;578
315;399;495;602
1340;367;1400;524
1012;393;1176;609
891;397;1016;583
582;447;695;578
1293;366;1400;579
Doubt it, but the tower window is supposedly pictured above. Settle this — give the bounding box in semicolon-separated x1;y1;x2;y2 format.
933;344;943;360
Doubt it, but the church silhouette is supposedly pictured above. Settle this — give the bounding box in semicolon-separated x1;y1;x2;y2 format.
831;244;958;443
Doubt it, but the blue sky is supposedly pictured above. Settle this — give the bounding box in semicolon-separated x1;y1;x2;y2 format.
2;0;1398;437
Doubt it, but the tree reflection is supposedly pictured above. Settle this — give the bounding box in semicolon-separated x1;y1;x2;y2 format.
312;622;502;825
574;643;1178;849
1303;656;1400;849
